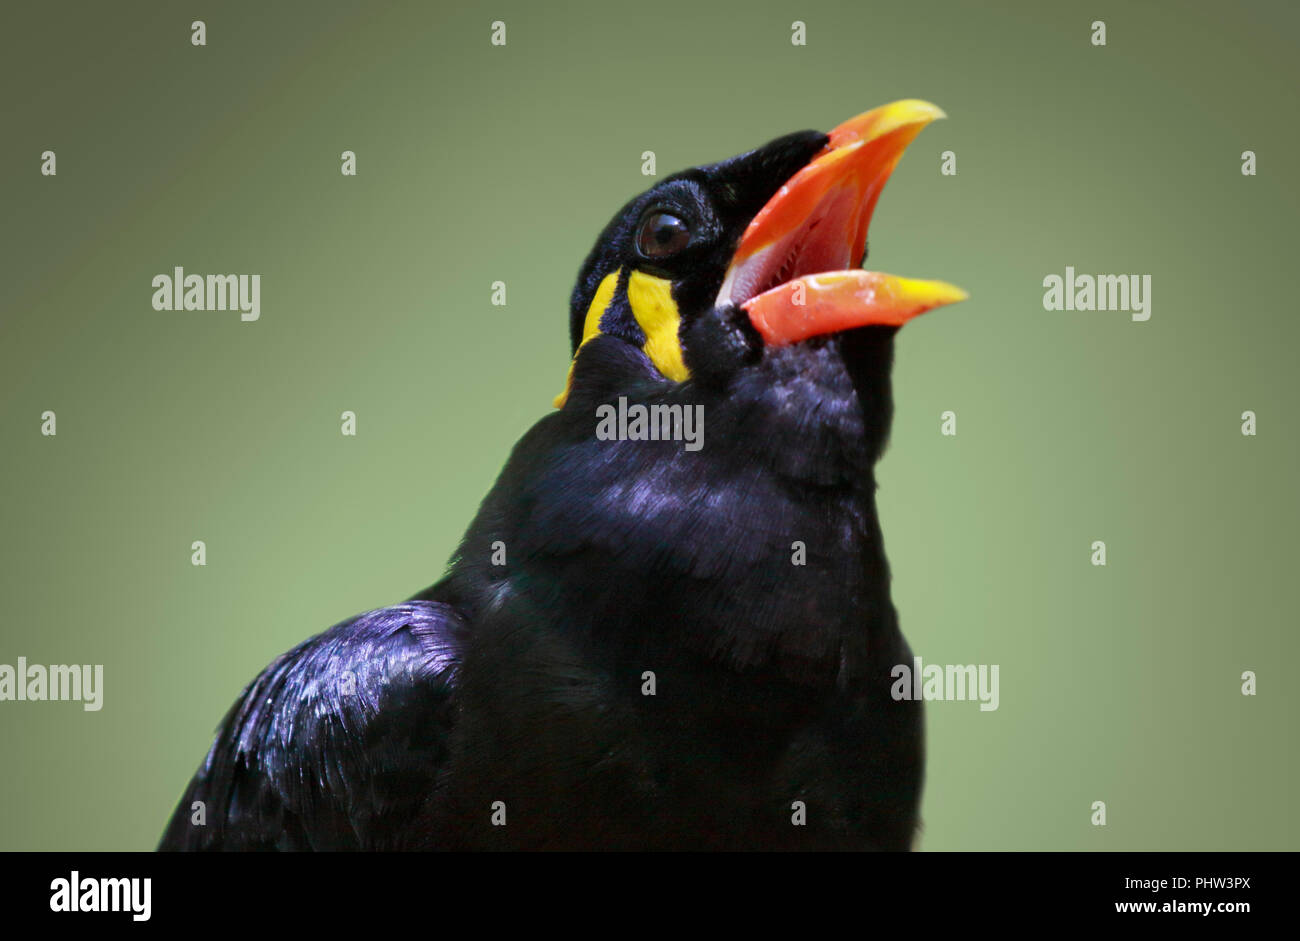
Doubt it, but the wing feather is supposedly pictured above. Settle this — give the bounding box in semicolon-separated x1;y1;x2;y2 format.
158;601;462;851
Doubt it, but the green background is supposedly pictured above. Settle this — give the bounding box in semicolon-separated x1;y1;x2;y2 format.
2;0;1295;850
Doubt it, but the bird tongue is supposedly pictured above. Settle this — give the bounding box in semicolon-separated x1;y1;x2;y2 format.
718;100;968;346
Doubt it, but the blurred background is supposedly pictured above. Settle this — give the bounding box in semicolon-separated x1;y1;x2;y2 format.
1;0;1296;850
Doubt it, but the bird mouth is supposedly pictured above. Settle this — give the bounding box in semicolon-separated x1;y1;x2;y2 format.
717;100;968;346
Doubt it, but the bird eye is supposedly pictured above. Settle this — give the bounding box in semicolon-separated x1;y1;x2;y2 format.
637;211;691;258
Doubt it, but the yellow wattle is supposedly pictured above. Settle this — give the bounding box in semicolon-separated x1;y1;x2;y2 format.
626;270;690;383
553;269;620;408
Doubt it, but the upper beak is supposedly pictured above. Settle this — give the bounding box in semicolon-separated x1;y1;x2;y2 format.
718;99;968;347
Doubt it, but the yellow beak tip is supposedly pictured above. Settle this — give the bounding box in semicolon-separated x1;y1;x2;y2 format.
881;99;947;132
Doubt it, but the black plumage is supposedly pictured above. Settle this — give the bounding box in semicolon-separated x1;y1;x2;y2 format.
160;113;939;851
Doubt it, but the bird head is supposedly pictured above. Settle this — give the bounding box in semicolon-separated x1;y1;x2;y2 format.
554;99;967;411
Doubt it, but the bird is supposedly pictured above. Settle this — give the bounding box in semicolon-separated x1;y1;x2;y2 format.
158;100;967;851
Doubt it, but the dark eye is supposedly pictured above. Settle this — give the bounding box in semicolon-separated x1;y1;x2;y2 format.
637;211;691;258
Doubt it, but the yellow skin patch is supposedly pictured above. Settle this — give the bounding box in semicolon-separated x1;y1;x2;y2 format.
553;270;620;408
553;267;691;407
626;271;690;383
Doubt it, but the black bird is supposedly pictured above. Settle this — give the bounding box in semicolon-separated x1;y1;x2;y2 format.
159;100;966;851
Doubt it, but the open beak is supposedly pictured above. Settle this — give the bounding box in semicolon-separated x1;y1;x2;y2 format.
719;99;968;347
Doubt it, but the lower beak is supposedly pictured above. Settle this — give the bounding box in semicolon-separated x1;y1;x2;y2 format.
719;99;968;346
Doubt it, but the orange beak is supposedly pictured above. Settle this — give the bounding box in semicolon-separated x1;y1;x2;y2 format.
719;99;968;346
